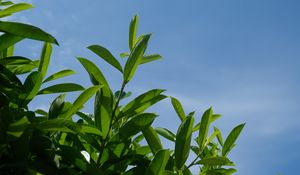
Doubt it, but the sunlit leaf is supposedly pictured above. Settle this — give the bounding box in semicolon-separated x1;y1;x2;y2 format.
196;157;233;166
43;69;75;83
0;33;23;52
155;127;176;142
38;42;52;78
143;126;163;154
175;115;194;169
222;123;245;156
38;83;84;95
145;149;170;175
198;107;212;149
88;44;123;72
0;3;33;18
0;21;58;44
140;54;162;65
129;15;138;51
170;96;185;121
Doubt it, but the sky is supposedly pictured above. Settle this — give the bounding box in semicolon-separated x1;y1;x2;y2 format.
9;0;300;174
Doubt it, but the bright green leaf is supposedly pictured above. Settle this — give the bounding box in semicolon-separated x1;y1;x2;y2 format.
140;54;162;65
38;83;84;95
146;149;170;175
170;96;185;121
198;107;212;149
43;69;75;83
143;126;163;154
38;42;52;78
155;127;176;142
222;123;245;156
0;3;33;18
129;15;138;51
196;157;232;166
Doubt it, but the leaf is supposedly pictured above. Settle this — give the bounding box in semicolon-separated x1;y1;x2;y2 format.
6;116;29;138
155;127;176;142
140;54;162;65
0;33;23;52
48;94;65;119
77;57;109;87
23;71;43;101
38;42;52;78
0;1;14;6
120;89;166;118
58;85;102;119
198;107;212;149
205;168;237;175
0;56;32;65
37;118;102;136
94;87;113;139
143;126;163;154
170;96;185;121
193;114;221;132
0;3;33;18
145;150;170;175
196;157;232;166
120;52;129;58
129;15;138;51
119;113;157;140
0;21;58;45
123;34;151;83
38;83;84;95
214;127;223;146
43;69;76;83
76;112;94;125
222;123;245;156
88;44;123;72
174;115;194;169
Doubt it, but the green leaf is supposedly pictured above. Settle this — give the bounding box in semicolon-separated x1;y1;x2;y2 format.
37;118;102;136
193;114;221;132
196;157;232;166
129;15;138;51
77;57;109;87
120;89;166;118
23;71;43;101
0;56;32;66
0;3;33;18
170;96;185;121
94;87;113;139
174;115;194;169
76;112;94;125
120;52;129;58
205;168;237;175
38;42;52;78
222;123;245;156
119;113;157;140
155;127;176;142
123;34;151;83
214;127;223;146
145;149;170;175
143;126;163;154
43;69;76;83
140;54;162;65
0;21;58;45
88;44;123;72
38;83;84;95
58;85;102;119
198;107;212;149
48;94;65;119
6;116;29;138
0;33;23;52
0;1;14;6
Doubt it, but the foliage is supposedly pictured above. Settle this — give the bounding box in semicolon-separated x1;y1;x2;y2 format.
0;1;245;175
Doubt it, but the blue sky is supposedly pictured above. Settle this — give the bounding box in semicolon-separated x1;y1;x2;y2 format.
11;0;300;174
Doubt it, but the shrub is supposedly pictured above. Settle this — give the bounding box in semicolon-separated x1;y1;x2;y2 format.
0;1;245;174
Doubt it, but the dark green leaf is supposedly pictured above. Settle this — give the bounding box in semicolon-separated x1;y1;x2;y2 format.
214;127;223;146
0;3;33;18
23;71;43;101
143;126;163;154
43;69;76;83
76;112;94;125
38;83;84;95
88;44;123;72
145;149;170;175
155;127;176;142
175;115;194;169
0;21;58;44
0;1;14;6
170;96;185;121
205;168;237;175
123;34;151;83
48;94;65;119
129;15;138;51
0;33;23;51
222;123;245;156
58;85;102;119
6;116;29;138
119;113;157;140
198;107;212;149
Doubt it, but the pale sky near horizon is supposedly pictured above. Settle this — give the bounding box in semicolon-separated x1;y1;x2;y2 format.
11;0;300;174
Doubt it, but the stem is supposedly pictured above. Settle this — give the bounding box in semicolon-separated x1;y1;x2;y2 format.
186;148;204;169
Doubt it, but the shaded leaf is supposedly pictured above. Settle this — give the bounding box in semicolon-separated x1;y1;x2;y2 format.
196;157;232;166
23;71;43;101
48;94;65;119
0;33;23;51
6;116;29;138
38;42;52;78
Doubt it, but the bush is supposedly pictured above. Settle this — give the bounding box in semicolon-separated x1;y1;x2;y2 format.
0;1;245;174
